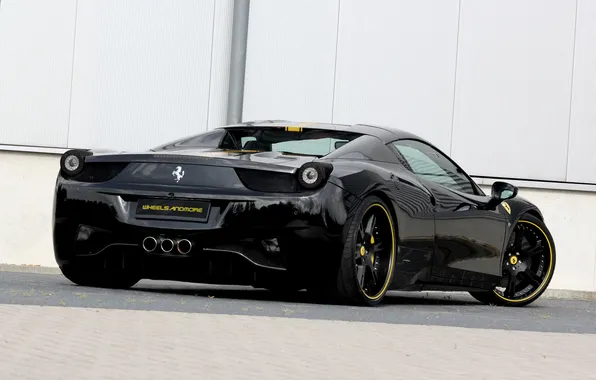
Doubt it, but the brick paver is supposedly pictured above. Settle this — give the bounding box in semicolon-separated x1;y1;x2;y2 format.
0;304;594;379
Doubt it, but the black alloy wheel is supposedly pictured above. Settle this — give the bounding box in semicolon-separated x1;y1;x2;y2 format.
335;196;396;306
470;214;556;307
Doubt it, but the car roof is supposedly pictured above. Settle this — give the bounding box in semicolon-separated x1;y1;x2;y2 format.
218;120;425;144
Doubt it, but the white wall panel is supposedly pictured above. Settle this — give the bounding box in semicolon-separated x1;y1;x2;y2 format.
242;0;339;122
0;0;76;147
566;0;596;184
332;0;460;154
67;0;216;152
451;0;577;180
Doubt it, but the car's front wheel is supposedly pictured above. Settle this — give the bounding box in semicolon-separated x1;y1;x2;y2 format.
469;214;556;307
335;196;397;306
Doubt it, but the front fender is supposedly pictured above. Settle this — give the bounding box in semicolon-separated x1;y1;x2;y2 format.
501;195;545;248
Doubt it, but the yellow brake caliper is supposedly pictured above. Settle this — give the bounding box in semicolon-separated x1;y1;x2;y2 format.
370;236;375;263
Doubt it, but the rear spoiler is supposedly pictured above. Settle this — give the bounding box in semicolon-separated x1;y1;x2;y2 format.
84;152;312;175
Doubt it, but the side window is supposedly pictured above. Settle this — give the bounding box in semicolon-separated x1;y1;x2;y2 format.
392;140;476;195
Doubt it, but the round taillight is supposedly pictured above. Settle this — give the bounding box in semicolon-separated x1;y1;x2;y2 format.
297;162;332;189
60;149;90;177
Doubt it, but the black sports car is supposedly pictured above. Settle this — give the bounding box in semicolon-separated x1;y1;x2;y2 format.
53;120;555;306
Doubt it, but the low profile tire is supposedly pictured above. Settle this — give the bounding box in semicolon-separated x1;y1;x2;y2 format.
335;195;397;306
469;214;556;307
59;262;141;289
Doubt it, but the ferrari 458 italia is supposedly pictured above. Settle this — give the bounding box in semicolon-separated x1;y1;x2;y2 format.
53;121;555;306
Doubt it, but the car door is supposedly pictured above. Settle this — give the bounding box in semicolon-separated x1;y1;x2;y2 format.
390;139;509;282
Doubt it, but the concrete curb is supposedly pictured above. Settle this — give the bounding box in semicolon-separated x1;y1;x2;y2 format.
542;289;596;301
0;264;61;275
1;263;595;302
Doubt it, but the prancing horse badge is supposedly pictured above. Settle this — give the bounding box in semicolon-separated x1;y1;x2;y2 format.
172;166;185;182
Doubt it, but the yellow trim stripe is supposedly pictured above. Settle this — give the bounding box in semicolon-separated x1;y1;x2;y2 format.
361;203;396;301
493;220;554;303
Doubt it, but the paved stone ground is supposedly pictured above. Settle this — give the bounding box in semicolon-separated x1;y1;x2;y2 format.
1;272;595;379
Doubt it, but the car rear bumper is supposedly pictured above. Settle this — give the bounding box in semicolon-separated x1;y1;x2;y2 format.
52;177;355;278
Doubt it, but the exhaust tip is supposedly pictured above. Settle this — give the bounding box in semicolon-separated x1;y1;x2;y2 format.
142;236;157;252
161;238;174;253
177;239;193;254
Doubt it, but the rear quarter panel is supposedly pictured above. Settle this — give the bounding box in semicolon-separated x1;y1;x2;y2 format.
328;160;436;287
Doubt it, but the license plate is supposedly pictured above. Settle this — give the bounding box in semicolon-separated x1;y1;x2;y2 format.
135;198;210;222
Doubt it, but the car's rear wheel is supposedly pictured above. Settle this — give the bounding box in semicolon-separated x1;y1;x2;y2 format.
335;196;396;306
469;214;556;307
59;260;141;289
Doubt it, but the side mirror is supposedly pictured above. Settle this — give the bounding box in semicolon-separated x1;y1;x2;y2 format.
487;181;518;208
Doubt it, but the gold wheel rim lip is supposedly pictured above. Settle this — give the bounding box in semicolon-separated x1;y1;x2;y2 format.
358;203;395;301
494;220;554;303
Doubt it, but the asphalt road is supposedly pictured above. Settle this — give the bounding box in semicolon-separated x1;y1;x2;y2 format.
1;271;595;334
2;271;596;379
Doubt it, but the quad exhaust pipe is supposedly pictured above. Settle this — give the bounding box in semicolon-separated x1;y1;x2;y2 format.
142;236;158;252
142;236;193;254
160;238;174;253
176;239;193;255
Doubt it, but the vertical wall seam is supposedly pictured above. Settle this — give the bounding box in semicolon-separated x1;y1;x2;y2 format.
593;244;596;291
226;0;250;125
448;0;462;157
330;0;341;123
564;0;580;182
205;0;217;131
65;0;79;148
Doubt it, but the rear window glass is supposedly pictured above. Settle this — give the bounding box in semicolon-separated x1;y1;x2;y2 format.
220;127;361;157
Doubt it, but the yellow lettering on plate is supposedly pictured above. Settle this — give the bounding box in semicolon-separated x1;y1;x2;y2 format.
142;205;203;213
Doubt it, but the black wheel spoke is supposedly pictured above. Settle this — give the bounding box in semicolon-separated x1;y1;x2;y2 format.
358;223;365;241
505;272;517;298
356;264;366;288
524;243;544;256
369;266;378;286
522;270;542;288
364;214;376;235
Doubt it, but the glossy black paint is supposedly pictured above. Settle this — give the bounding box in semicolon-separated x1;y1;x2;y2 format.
53;120;545;292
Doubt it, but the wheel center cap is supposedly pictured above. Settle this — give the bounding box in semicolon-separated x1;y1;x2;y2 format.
510;256;518;265
360;246;366;257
